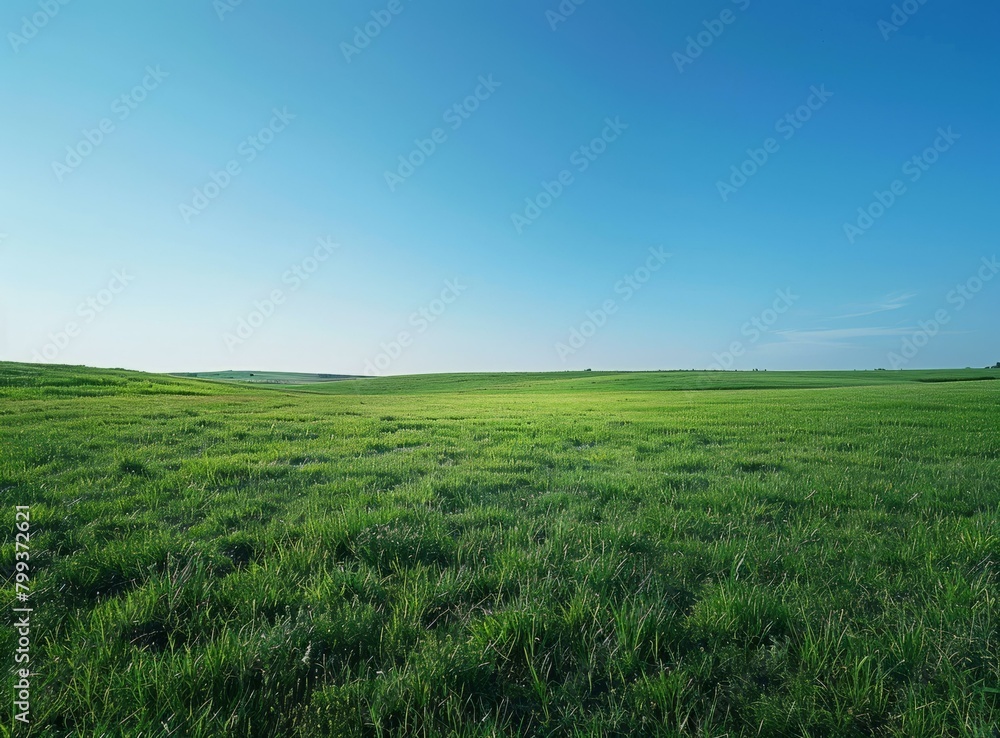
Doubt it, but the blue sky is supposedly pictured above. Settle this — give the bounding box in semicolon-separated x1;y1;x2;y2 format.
1;0;997;374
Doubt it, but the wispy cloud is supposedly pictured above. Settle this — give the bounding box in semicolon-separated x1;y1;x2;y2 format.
758;293;921;349
775;326;914;342
821;292;916;321
762;325;919;350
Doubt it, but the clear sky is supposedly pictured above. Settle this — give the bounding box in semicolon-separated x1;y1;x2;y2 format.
1;0;998;375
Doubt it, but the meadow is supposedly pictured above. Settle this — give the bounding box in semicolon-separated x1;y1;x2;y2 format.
1;362;998;736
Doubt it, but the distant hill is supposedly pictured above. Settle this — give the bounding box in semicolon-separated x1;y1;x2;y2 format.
2;363;995;399
172;370;360;385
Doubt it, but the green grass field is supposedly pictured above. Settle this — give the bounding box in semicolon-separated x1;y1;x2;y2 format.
2;362;998;736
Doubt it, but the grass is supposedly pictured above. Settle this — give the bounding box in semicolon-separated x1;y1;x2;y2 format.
1;362;998;736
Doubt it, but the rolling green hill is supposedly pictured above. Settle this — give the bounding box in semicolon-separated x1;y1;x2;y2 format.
1;362;998;736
